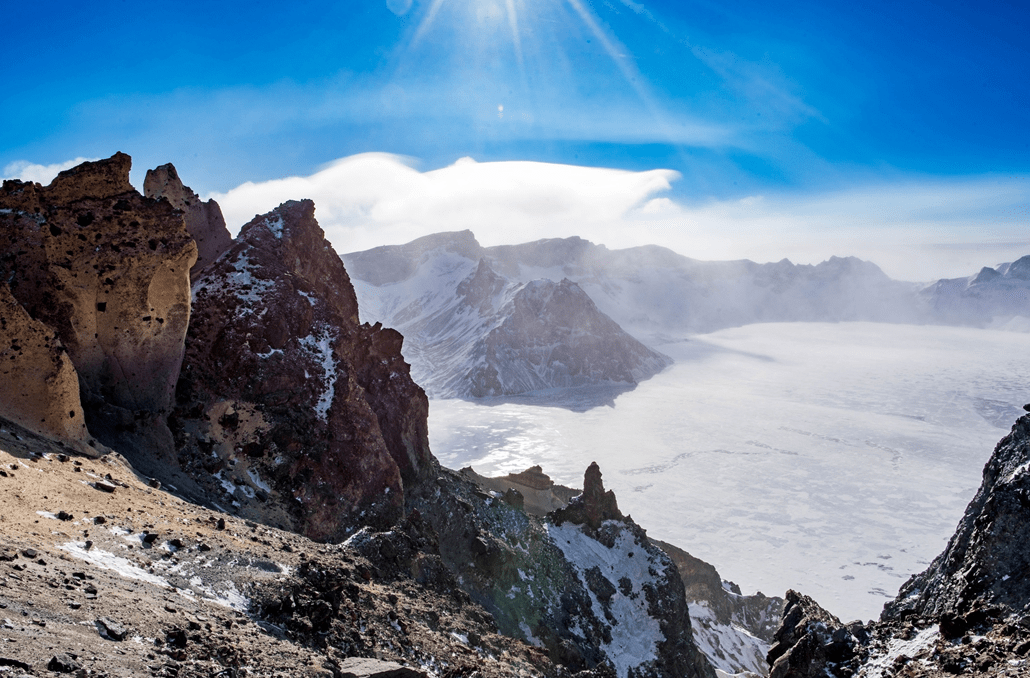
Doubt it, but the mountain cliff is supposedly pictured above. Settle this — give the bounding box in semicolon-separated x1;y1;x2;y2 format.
0;155;723;678
0;153;196;468
173;198;433;541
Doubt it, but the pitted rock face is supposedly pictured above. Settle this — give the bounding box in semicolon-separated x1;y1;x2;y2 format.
144;163;231;279
0;283;97;455
175;199;431;542
0;153;196;461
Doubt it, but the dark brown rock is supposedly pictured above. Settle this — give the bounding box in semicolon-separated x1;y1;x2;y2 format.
552;461;623;531
174;200;432;541
885;414;1030;619
767;590;859;678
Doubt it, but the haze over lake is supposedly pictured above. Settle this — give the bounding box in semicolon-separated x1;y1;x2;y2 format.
428;322;1030;621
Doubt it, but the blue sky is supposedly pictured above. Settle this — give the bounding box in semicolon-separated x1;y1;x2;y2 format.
3;0;1028;278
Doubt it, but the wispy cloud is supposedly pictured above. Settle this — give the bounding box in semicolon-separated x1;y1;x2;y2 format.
210;154;1029;281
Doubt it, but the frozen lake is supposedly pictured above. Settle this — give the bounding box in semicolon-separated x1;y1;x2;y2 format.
427;322;1030;621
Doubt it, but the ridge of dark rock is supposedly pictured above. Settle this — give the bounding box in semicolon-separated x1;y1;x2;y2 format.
765;413;1030;677
174;198;431;541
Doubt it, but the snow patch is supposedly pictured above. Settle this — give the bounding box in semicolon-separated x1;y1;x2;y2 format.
299;329;338;421
859;625;939;678
689;601;769;676
265;214;285;238
546;521;664;678
60;542;170;588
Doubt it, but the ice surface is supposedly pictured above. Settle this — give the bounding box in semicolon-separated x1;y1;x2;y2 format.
429;322;1030;621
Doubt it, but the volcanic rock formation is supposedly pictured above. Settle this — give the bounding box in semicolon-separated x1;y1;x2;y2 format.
407;462;717;678
144;163;232;279
344;238;672;400
0;153;197;465
765;411;1030;677
0;155;743;678
0;283;94;453
173;199;432;541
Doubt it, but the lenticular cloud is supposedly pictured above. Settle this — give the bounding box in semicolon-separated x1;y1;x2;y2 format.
209;153;679;251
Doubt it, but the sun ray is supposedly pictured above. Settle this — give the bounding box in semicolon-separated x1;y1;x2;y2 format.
563;0;696;168
411;0;449;49
505;0;525;73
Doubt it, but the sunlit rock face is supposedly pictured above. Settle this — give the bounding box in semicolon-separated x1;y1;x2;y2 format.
144;163;232;280
0;283;96;455
0;153;196;462
174;199;432;541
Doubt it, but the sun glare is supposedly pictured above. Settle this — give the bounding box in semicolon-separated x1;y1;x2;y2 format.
408;0;649;103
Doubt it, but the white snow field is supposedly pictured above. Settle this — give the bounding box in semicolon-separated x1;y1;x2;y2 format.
427;322;1030;622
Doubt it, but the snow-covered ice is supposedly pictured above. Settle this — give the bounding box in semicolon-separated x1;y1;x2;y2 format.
429;322;1030;621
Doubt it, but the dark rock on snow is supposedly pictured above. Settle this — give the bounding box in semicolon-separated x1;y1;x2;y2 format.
765;412;1030;677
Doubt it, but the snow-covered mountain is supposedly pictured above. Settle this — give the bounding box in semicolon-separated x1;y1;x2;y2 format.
346;232;1030;354
343;234;670;398
919;255;1030;330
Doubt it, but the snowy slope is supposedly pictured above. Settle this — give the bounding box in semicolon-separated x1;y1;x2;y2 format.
344;237;671;398
918;254;1030;329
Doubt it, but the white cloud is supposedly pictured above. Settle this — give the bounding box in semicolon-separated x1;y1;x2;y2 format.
210;154;1030;282
2;157;99;185
210;153;679;251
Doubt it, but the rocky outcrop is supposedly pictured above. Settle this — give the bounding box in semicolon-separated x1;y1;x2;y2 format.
765;591;864;678
173;199;432;542
462;465;580;516
886;412;1030;619
765;413;1030;677
409;462;716;678
144;163;231;279
551;461;624;531
0;153;197;465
